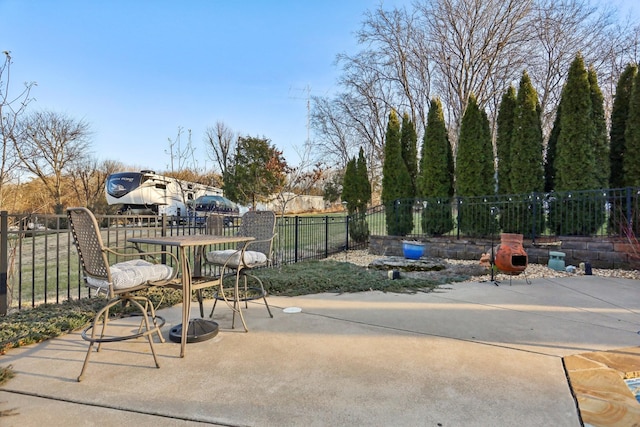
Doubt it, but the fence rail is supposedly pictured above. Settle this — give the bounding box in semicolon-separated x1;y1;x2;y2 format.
383;187;640;240
0;211;364;314
2;186;638;314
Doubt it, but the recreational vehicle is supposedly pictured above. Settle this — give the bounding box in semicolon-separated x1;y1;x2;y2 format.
105;170;224;218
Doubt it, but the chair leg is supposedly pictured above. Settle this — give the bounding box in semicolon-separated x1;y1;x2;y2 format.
243;275;249;309
128;298;161;369
209;273;249;332
209;296;219;318
196;289;204;318
96;305;111;353
132;295;165;343
247;273;273;318
78;300;116;382
77;296;163;382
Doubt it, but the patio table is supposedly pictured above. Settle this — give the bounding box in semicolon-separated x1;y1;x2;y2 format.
128;234;254;357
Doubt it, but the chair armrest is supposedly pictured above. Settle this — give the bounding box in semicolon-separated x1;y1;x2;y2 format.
241;232;277;250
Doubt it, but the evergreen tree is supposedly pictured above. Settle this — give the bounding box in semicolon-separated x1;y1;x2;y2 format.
401;112;418;197
554;54;597;191
621;66;640;236
588;67;609;188
341;157;358;215
608;65;637;235
549;53;604;235
510;71;544;194
456;95;495;236
418;98;454;236
382;110;413;236
352;147;372;242
355;147;372;211
609;63;637;189
501;71;545;236
496;86;517;195
342;148;371;243
544;105;561;192
624;68;640;187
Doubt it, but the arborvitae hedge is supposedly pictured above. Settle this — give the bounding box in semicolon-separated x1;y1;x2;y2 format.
544;105;561;192
341;157;358;214
549;54;604;235
496;86;516;195
401;113;418;197
589;67;609;188
500;71;545;236
624;68;640;187
418;98;454;236
456;95;495;236
554;54;597;191
610;63;637;189
382;110;413;236
342;147;372;243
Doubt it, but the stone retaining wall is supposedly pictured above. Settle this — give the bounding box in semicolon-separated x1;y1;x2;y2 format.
368;235;637;270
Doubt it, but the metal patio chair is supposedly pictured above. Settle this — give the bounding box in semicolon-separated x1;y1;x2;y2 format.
67;207;180;381
203;210;276;331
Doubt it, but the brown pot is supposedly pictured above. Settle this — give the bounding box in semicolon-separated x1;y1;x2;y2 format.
494;233;528;275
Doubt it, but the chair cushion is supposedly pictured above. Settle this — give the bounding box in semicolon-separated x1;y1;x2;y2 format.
206;249;267;268
86;259;174;291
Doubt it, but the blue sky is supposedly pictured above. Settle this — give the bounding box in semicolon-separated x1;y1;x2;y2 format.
1;0;638;175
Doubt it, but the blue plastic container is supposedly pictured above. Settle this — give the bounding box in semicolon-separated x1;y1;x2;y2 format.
402;241;425;260
548;251;566;271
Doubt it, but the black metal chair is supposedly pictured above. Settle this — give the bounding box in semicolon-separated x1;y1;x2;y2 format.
67;207;180;381
203;210;276;331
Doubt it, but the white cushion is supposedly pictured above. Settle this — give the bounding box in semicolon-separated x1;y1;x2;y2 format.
86;259;174;291
206;249;267;268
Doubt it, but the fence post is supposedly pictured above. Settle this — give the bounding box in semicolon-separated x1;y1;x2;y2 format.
324;216;329;258
1;211;8;316
294;216;299;263
626;187;632;229
531;192;537;243
456;197;462;240
345;214;350;251
161;214;167;265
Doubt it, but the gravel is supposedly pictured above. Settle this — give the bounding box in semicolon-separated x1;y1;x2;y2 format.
326;250;640;281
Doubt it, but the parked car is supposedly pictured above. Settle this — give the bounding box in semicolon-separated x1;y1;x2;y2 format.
192;195;240;226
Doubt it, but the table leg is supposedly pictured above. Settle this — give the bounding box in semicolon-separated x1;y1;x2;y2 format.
179;247;191;358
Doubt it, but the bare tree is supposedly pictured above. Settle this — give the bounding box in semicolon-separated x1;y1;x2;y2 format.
68;158;122;213
526;0;625;138
0;51;36;206
311;0;640;182
421;0;532;147
204;121;236;176
272;142;326;215
310;96;358;169
15;110;91;213
357;6;432;133
314;5;432;178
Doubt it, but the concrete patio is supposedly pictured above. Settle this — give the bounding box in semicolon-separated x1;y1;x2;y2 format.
0;275;639;426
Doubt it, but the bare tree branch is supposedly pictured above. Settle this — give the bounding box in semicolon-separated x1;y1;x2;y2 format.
0;51;36;205
15;110;91;213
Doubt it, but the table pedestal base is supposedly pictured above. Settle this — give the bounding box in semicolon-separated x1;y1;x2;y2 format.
169;319;219;343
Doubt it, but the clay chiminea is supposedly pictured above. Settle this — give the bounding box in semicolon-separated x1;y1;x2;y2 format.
494;233;528;275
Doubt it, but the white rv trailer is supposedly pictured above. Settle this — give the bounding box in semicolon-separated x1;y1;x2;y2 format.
105;170;223;217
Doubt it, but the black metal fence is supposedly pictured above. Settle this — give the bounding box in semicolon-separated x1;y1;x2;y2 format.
0;211;365;314
381;187;640;241
2;186;638;314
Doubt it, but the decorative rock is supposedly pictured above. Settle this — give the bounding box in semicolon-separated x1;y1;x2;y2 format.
369;256;447;272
